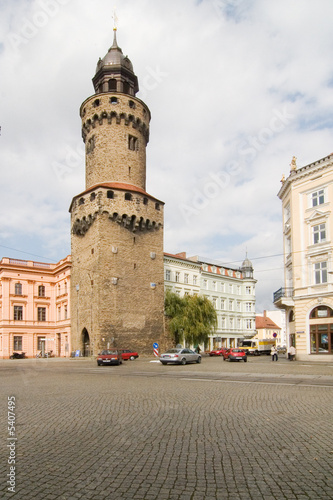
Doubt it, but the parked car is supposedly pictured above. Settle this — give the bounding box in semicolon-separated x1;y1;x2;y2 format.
97;350;123;366
223;348;247;362
160;348;201;365
209;347;229;357
120;349;139;361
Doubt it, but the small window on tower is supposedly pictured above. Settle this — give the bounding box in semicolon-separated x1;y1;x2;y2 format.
107;190;114;199
128;100;136;109
108;79;117;92
93;99;100;107
125;193;132;201
155;203;160;211
110;96;118;104
128;135;138;151
79;198;85;205
143;197;148;205
90;192;96;201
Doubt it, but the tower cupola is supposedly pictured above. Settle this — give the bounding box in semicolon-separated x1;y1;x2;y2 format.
241;253;254;279
92;28;139;95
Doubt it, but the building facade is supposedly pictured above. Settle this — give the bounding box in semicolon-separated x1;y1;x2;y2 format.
70;29;165;355
255;311;282;345
164;252;257;350
274;154;333;361
0;256;71;358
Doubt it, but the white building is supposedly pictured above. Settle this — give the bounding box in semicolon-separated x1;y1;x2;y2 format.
164;252;257;350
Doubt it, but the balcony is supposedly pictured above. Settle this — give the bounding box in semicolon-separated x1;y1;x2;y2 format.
273;287;294;308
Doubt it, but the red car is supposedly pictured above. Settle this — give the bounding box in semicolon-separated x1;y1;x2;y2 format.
97;350;123;366
223;348;247;362
209;348;229;357
120;349;139;361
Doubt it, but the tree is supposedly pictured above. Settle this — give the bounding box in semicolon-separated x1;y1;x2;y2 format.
165;290;217;347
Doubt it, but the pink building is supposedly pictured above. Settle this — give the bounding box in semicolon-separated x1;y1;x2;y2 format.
0;256;71;358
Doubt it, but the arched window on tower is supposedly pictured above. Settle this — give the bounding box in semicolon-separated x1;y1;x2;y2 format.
108;79;117;92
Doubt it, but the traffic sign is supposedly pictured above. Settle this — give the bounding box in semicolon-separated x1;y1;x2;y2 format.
153;343;159;357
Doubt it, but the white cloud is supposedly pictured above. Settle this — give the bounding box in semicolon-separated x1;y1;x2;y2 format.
1;0;333;310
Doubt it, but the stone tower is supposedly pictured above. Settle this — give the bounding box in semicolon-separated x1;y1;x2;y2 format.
70;29;165;356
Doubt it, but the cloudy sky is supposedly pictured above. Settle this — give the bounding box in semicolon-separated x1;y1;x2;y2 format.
1;0;333;310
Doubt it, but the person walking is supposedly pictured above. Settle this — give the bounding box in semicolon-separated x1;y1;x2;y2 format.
271;345;278;361
289;345;296;361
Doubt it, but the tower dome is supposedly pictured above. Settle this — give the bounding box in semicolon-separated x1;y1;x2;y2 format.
92;28;139;95
241;253;254;278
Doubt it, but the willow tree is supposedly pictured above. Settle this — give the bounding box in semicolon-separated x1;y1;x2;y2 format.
165;290;217;347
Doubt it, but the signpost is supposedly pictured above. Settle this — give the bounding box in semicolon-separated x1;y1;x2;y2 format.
153;343;159;357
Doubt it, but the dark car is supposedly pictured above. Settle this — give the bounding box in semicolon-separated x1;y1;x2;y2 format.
97;350;123;366
159;348;201;365
223;348;247;362
120;349;139;361
209;348;229;357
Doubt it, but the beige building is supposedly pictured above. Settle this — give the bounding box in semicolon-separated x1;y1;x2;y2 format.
274;154;333;361
0;256;71;358
255;312;282;345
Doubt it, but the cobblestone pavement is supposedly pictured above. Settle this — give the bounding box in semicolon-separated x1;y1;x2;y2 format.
1;356;333;499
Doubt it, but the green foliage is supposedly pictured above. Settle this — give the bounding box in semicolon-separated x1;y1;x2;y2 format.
165;290;217;346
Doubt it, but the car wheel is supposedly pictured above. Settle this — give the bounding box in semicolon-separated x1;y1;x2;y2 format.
244;358;247;362
196;357;201;363
97;362;102;366
223;357;227;361
129;355;135;361
160;361;167;365
228;357;233;362
181;358;187;365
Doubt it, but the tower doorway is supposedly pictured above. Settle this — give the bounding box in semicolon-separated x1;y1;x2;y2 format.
82;328;91;357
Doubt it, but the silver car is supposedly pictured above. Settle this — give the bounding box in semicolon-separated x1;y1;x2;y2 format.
159;348;201;365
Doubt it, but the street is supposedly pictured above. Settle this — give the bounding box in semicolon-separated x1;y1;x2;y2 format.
1;355;333;499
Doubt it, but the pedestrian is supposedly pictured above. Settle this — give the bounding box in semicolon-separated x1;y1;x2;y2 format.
270;345;278;361
289;345;296;361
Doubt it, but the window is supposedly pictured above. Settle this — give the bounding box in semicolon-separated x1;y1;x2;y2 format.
310;306;333;319
220;283;225;292
155;203;160;211
128;135;138;151
313;224;326;244
38;307;46;322
90;192;96;201
230;317;234;329
14;306;23;321
221;317;226;329
37;337;45;351
236;301;241;311
64;306;68;319
14;283;22;295
110;96;118;103
184;274;189;284
229;300;234;311
107;190;114;199
58;307;61;321
212;298;217;309
310;324;333;353
143;197;148;205
79;197;85;205
93;98;100;107
246;319;253;329
314;262;327;284
38;285;45;297
125;193;132;201
175;272;180;283
220;299;225;310
109;80;117;92
245;302;253;312
166;270;171;281
193;275;197;285
203;280;207;289
13;336;22;350
312;189;325;207
212;281;217;291
246;286;252;295
128;100;136;109
229;284;233;294
284;203;291;222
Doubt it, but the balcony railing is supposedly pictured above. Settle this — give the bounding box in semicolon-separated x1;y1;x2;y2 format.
273;287;293;303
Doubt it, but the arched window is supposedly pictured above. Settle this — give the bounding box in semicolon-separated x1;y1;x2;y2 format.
310;306;333;318
289;310;294;322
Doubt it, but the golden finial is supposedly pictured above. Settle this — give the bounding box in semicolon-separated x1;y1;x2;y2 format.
112;8;118;31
